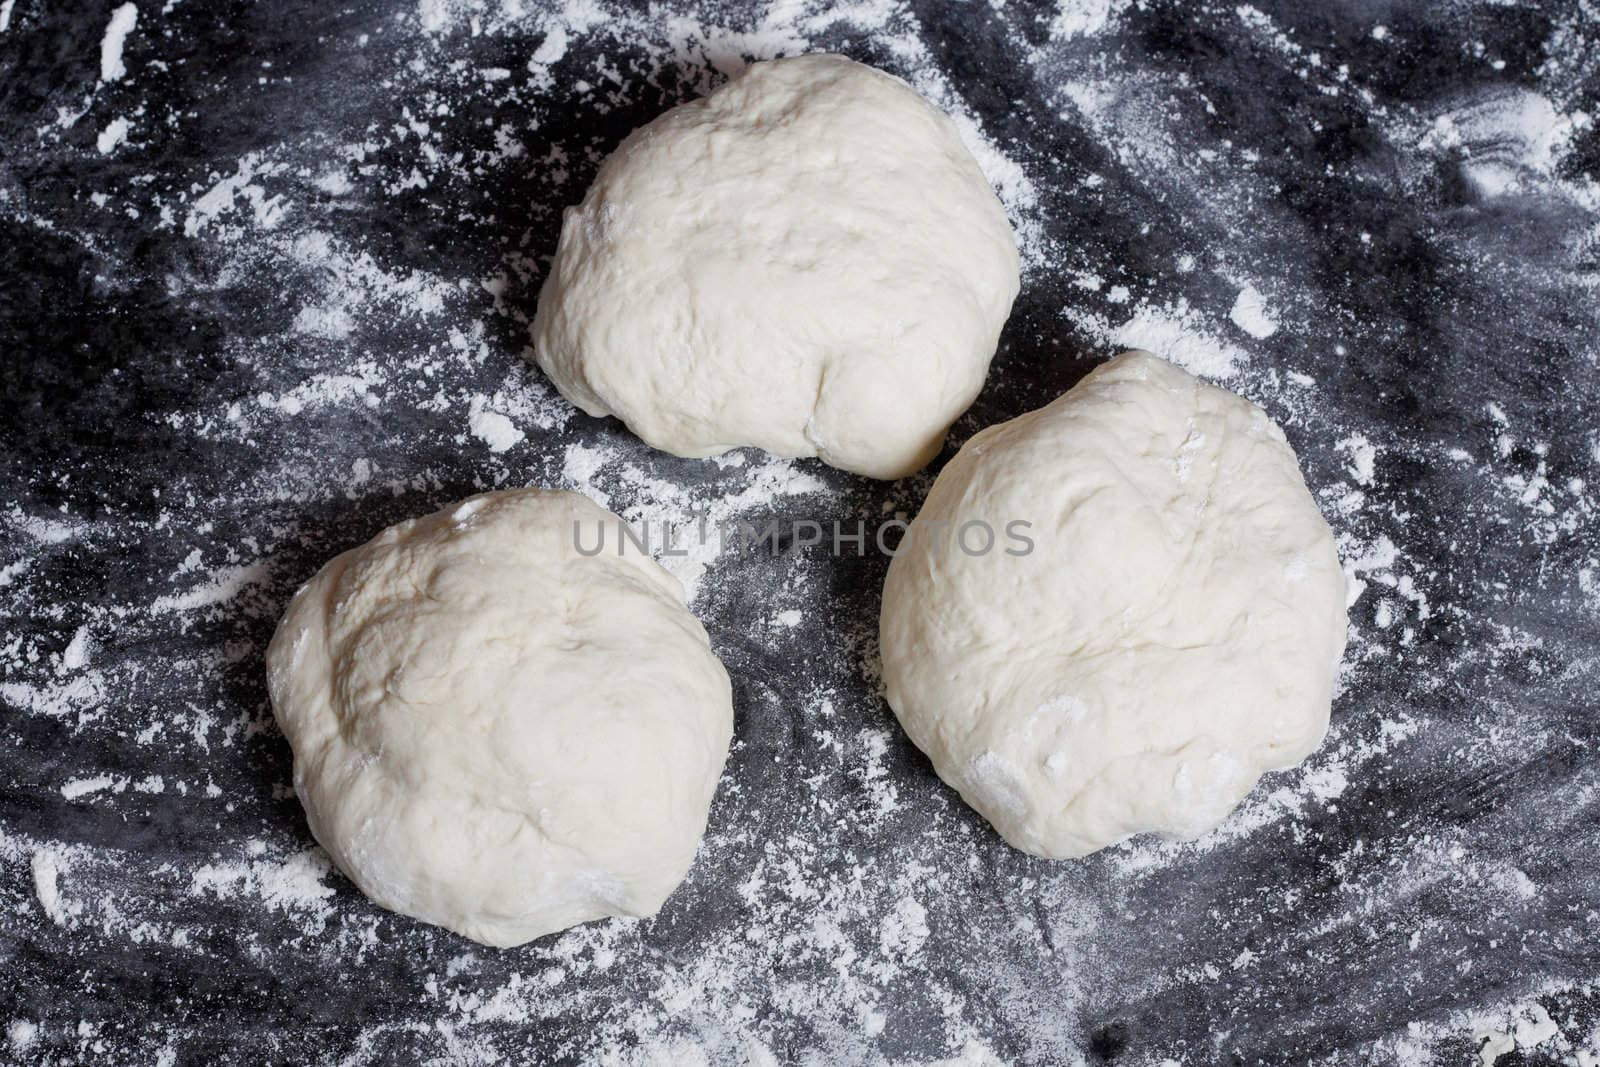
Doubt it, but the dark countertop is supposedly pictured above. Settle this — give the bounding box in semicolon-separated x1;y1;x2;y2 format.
2;1;1598;1064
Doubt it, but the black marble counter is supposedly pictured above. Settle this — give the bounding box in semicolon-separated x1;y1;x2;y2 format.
2;1;1598;1063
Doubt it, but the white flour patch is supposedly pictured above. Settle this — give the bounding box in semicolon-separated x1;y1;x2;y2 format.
11;510;84;544
1048;0;1124;41
61;774;128;800
1110;303;1247;379
99;3;138;82
152;561;268;613
1412;89;1592;200
1337;433;1378;486
467;396;524;452
183;154;290;237
60;626;93;671
532;24;569;64
1229;285;1278;339
96;117;129;154
190;847;337;930
31;851;67;924
5;1020;37;1052
0;672;109;723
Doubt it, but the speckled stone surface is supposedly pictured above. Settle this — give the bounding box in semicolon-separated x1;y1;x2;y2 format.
1;1;1598;1064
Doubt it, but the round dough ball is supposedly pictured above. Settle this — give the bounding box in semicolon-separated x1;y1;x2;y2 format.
879;351;1348;858
265;489;733;946
532;53;1020;480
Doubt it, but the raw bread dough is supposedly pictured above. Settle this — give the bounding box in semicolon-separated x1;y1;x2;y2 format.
531;53;1020;480
265;489;733;946
879;351;1348;858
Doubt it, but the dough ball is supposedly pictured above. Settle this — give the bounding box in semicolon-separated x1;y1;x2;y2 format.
879;352;1347;858
532;54;1020;480
265;489;734;946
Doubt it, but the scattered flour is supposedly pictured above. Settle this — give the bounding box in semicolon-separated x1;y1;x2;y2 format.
183;154;290;237
4;1;1595;1062
558;445;830;601
190;847;337;927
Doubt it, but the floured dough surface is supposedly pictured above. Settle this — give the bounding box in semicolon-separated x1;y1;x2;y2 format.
531;53;1020;480
266;489;734;946
879;351;1348;858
